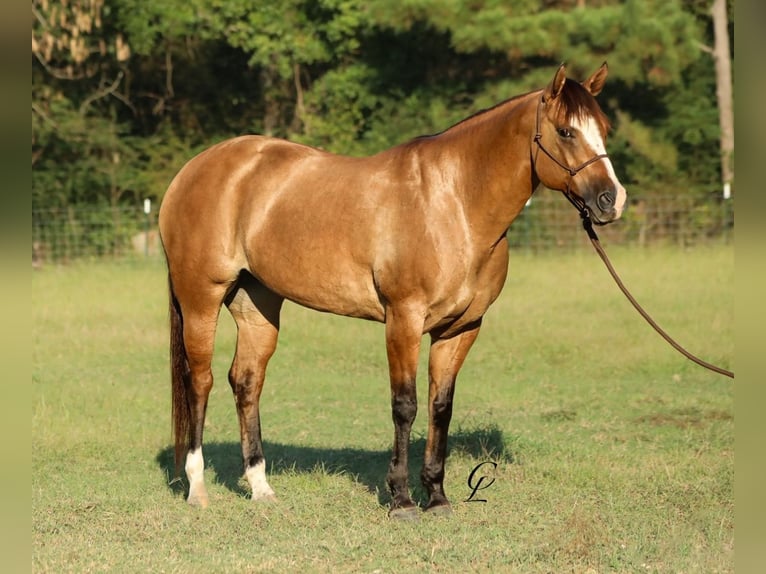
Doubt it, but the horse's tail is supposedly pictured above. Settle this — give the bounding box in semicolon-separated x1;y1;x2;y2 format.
168;275;190;476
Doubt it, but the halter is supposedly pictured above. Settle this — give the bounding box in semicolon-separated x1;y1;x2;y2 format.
532;95;609;220
531;96;733;379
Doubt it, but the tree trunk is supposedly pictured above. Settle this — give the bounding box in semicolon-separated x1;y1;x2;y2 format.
711;0;733;196
260;67;280;137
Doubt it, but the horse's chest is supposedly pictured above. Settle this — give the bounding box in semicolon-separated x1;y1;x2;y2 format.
425;241;509;333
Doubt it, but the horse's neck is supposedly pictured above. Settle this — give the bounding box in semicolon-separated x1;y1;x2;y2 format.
429;93;540;244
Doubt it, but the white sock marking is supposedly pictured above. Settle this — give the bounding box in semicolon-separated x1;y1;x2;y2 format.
185;448;206;497
246;459;275;500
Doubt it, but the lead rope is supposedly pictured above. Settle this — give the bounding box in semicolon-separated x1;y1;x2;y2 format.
534;93;732;378
573;204;734;379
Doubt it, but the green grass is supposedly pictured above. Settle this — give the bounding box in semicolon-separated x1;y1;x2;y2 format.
32;245;733;573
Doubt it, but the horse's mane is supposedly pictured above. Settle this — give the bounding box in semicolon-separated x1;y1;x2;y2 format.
441;91;534;134
415;77;610;141
413;91;533;140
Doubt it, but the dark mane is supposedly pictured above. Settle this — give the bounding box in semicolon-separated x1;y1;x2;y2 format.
414;79;610;142
413;91;535;140
446;91;534;132
556;78;611;135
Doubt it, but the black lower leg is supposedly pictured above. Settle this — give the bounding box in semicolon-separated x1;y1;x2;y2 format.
241;411;265;471
229;368;266;472
188;375;212;452
422;385;454;510
387;388;417;511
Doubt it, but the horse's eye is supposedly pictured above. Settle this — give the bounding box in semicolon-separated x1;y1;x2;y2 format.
557;127;573;139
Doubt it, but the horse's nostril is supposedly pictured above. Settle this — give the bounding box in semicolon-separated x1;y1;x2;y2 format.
597;192;614;211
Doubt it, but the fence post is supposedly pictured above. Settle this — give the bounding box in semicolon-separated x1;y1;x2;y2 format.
143;199;151;257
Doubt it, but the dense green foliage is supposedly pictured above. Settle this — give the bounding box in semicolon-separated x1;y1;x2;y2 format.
32;0;732;212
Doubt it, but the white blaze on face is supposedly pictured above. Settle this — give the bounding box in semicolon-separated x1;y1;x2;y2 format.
572;115;627;216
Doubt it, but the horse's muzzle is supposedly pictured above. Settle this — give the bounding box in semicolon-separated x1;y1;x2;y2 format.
588;185;626;225
597;191;615;212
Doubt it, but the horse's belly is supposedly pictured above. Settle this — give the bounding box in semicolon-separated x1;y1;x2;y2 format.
246;248;385;321
280;279;385;322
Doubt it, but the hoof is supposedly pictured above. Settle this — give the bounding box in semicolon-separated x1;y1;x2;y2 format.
187;491;209;509
426;502;452;516
251;493;278;504
424;503;452;517
388;505;420;521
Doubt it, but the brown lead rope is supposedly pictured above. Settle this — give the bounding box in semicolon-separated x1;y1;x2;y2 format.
576;207;734;379
532;93;732;378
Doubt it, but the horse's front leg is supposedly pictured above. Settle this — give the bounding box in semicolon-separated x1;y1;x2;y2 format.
422;320;482;514
384;304;424;520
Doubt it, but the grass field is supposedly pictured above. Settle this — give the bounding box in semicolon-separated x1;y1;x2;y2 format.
32;244;733;573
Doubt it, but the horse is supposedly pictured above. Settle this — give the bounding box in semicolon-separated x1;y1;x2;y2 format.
159;63;627;519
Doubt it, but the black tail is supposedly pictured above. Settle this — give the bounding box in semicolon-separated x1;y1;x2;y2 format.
168;276;190;476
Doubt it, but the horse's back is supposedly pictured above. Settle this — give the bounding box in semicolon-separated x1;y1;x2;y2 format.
159;135;391;318
161;135;321;211
159;133;508;328
160;136;283;281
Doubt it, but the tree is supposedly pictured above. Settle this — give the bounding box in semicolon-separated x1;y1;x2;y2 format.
31;0;731;215
710;0;733;196
32;0;136;209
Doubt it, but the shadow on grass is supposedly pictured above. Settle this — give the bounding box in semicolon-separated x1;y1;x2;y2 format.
155;424;513;507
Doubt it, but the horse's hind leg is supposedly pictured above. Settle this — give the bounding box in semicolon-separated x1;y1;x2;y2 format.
422;320;482;514
225;272;283;501
176;282;231;508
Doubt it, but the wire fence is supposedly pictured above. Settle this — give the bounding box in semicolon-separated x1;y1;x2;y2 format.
506;190;733;252
32;192;733;266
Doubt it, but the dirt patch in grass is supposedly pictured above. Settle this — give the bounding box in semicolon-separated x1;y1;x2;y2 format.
634;407;732;429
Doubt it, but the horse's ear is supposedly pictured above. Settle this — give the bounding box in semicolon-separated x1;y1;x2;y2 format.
582;62;608;96
543;63;567;102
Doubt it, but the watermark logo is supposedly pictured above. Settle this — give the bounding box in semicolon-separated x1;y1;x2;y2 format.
464;461;498;503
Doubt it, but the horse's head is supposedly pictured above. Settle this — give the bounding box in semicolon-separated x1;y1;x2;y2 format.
532;63;626;225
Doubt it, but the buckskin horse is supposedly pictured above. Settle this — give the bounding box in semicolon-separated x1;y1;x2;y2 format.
159;63;627;519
